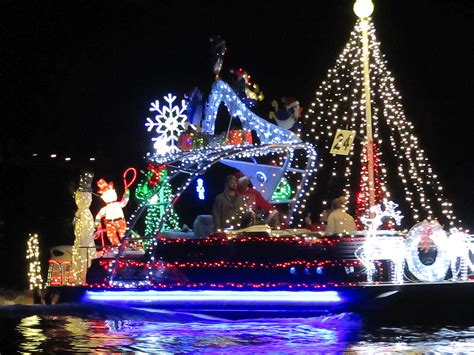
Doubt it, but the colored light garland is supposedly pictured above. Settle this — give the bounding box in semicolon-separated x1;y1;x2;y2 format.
96;258;362;272
87;281;358;290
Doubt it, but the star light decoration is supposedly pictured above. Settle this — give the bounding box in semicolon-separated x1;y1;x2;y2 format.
145;94;188;154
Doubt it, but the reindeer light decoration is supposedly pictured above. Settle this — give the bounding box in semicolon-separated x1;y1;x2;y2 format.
356;200;405;283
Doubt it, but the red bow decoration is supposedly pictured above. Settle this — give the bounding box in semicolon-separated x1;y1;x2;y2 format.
148;163;167;186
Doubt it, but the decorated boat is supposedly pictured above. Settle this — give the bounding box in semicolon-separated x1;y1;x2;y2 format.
29;0;474;321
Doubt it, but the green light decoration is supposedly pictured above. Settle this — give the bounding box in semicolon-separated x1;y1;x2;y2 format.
135;164;180;240
271;177;292;201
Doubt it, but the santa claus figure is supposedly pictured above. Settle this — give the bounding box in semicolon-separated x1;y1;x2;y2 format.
94;178;130;246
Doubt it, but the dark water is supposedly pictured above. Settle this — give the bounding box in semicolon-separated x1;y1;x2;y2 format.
1;306;473;353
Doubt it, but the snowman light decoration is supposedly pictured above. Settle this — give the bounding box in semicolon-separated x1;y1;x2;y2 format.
94;168;136;247
71;170;96;284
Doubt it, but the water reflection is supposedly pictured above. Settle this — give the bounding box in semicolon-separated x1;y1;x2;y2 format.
10;312;474;353
17;315;46;353
350;326;474;353
12;313;360;353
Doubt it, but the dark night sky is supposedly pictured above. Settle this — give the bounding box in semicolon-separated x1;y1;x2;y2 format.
0;1;472;286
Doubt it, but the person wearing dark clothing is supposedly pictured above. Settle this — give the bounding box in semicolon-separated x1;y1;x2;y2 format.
212;175;244;232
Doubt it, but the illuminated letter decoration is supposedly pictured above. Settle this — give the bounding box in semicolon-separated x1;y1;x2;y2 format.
448;229;471;281
196;178;205;200
405;221;450;282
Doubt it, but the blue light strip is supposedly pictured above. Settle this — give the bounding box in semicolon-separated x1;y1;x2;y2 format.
84;290;342;303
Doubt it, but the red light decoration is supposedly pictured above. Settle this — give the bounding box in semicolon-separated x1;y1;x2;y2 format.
123;167;137;189
355;142;384;228
94;167;136;247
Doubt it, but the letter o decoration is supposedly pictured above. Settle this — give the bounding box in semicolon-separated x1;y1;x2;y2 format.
405;222;450;282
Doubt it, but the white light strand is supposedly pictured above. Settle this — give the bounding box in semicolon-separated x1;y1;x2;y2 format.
302;19;459;228
26;233;43;290
202;80;300;145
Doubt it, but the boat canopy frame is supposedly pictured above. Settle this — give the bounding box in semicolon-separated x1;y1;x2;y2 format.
108;142;318;287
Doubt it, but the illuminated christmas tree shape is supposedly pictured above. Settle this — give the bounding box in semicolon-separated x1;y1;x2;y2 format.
135;164;180;241
302;19;459;228
271;177;292;201
145;94;188;154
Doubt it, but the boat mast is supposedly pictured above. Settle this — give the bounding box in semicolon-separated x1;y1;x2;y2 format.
354;0;375;209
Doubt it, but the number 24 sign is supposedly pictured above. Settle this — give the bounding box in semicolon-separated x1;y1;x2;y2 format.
330;129;356;155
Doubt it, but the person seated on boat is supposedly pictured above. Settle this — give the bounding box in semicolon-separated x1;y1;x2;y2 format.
325;196;357;235
212;174;244;232
193;214;214;238
235;172;280;228
304;209;331;232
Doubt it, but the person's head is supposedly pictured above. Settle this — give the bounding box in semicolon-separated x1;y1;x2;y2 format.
320;209;331;223
234;171;250;190
225;175;238;192
238;176;250;190
331;196;346;210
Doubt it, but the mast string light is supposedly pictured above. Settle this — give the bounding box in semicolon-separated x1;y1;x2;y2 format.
302;19;459;228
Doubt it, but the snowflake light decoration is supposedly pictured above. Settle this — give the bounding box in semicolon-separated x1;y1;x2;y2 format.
145;94;188;154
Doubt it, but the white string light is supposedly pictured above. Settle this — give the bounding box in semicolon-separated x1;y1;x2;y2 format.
302;19;459;228
26;233;43;290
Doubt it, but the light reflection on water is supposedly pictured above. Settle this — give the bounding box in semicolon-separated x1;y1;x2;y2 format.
7;313;474;353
